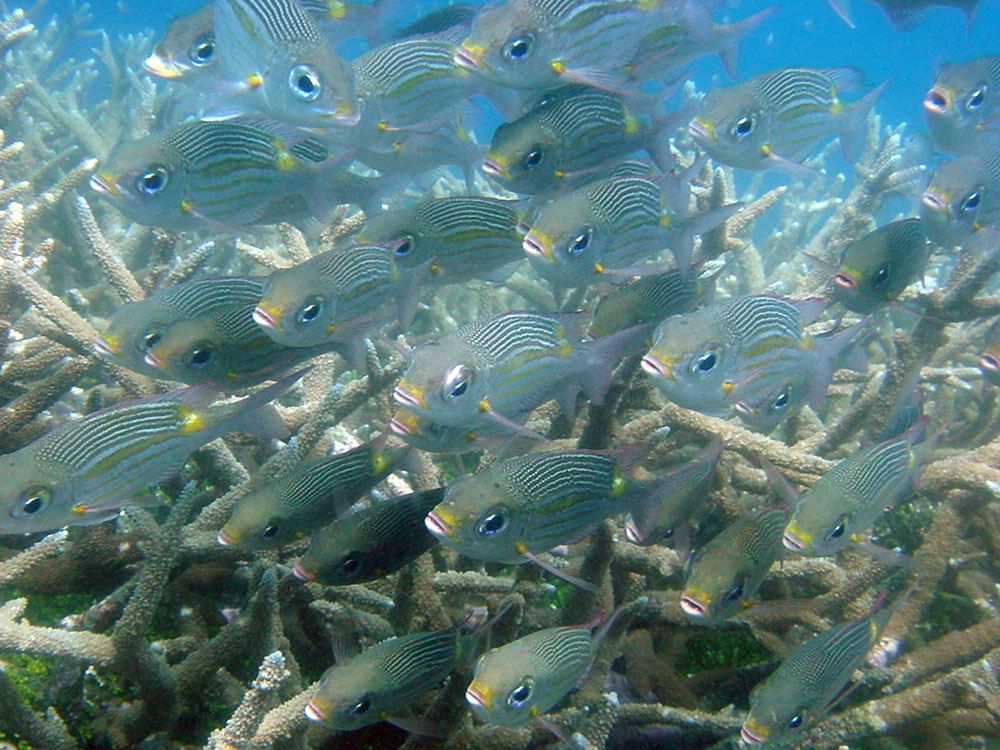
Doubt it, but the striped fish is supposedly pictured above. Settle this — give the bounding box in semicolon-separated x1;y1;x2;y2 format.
920;145;1000;249
741;591;902;744
483;84;683;195
980;316;1000;386
352;39;479;130
641;295;825;417
254;242;427;351
522;170;741;286
680;505;788;623
465;624;593;726
425;444;669;566
840;0;981;31
209;0;358;126
89;119;362;234
0;373;301;535
94;276;267;379
454;0;651;92
388;406;534;455
294;487;444;584
393;310;645;435
141;299;344;389
218;434;401;550
306;624;467;730
832;219;929;314
925;55;1000;155
783;421;932;557
392;4;478;42
357;196;527;285
588;264;718;339
689;67;887;171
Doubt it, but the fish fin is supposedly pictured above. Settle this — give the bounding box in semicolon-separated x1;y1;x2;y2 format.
478;260;521;284
791;296;828;325
482;409;549;442
224;368;310;439
820;66;866;94
335;337;370;374
838;78;891;162
669;201;745;268
713;5;778;79
330;633;361;664
826;0;855;26
647;104;697;172
537;717;572;745
763;151;826;180
523;551;600;594
849;540;914;570
609;441;650;472
397;260;433;329
556;65;638;96
758;456;800;507
578;323;652;404
385;713;448;738
797;250;839;274
555;386;580;422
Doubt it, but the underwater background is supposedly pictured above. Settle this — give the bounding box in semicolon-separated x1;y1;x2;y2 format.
2;0;1000;749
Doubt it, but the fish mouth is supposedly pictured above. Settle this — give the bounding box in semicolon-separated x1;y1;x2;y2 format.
252;304;281;330
89;171;122;200
454;44;484;71
782;531;806;552
921;190;948;214
522;234;553;262
679;594;707;617
92;336;119;357
465;684;491;710
981;353;1000;372
425;511;453;540
624;520;642;544
328;108;362;126
304;700;327;722
688;118;715;143
833;272;858;290
217;529;238;547
640;353;672;380
923;86;952;114
390;414;414;437
144;351;168;371
393;385;426;409
481;156;509;179
740;724;765;744
292;561;315;581
142;53;184;79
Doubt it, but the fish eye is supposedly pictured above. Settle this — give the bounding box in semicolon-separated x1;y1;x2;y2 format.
296;296;324;325
443;364;473;400
13;486;51;517
261;522;280;539
351;696;372;715
140;330;163;351
723;577;745;603
476;507;508;537
962;191;981;212
507;679;533;707
966;86;986;110
395;235;415;256
503;32;534;61
732;115;755;137
188;36;215;65
186;345;213;368
338;554;362;576
137;165;169;196
787;714;804;729
522;148;543;170
828;518;847;540
567;229;591;255
870;264;890;288
773;387;791;409
692;351;717;374
289;63;322;101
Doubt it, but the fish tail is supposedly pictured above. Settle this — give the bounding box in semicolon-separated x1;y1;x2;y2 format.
223;368;309;439
671;201;744;268
838;78;890;162
826;0;855;27
713;5;778;79
578;323;656;403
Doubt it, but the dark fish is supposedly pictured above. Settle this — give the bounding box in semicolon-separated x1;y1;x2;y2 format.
925;56;1000;154
832;219;929;313
831;0;981;31
920;143;1000;249
143;4;217;81
294;488;444;585
980;317;1000;386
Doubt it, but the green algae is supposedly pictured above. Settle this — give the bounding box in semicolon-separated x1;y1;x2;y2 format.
675;628;771;677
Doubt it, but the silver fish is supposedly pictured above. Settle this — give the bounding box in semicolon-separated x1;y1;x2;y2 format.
924;56;1000;154
920;143;1000;249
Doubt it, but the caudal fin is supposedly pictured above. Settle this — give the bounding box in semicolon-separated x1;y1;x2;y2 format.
577;323;655;404
838;79;891;162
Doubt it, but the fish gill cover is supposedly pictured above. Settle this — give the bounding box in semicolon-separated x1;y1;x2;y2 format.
0;0;999;749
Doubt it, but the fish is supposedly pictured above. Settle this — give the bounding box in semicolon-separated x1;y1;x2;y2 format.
454;0;652;93
393;310;645;434
689;67;887;172
352;39;480;131
208;0;358;127
979;317;1000;386
356;196;528;285
482;84;688;195
588;264;719;339
294;487;444;584
391;4;479;42
305;623;467;730
140;301;342;389
142;5;217;81
831;219;929;314
679;505;788;623
832;0;981;30
387;407;537;456
624;439;723;546
93;276;267;379
782;420;933;557
217;434;402;550
641;295;826;417
924;56;1000;155
741;590;904;744
521;168;742;286
465;624;593;725
920;143;1000;249
253;242;427;352
0;372;301;535
89;119;361;234
424;444;668;568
